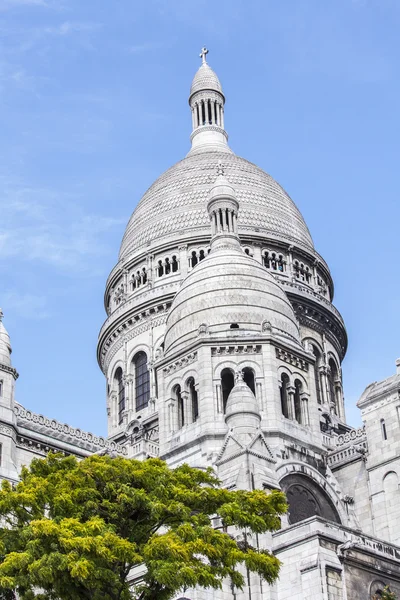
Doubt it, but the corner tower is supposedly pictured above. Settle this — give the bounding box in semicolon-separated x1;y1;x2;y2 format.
0;309;19;482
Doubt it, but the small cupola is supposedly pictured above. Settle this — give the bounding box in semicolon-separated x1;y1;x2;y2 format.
188;48;231;155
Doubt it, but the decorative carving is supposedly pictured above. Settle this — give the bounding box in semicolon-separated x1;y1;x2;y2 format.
211;345;261;356
262;320;272;332
163;352;198;375
15;405;127;455
198;323;208;335
234;368;244;383
275;347;309;372
0;424;15;438
0;363;19;380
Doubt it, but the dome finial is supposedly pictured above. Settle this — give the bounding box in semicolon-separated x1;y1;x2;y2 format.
199;46;209;64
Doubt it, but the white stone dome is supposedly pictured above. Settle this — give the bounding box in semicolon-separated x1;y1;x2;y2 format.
119;151;314;260
164;242;301;356
190;61;224;99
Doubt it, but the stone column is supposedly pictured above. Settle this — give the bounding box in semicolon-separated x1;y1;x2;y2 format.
301;393;310;425
178;245;188;278
313;259;319;288
182;390;192;425
216;383;223;414
288;245;294;280
252;243;262;264
319;366;329;405
168;400;176;433
287;386;295;420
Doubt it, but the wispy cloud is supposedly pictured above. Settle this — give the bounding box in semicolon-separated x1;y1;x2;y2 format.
0;0;48;10
44;21;102;36
129;41;166;54
2;290;49;320
0;177;125;273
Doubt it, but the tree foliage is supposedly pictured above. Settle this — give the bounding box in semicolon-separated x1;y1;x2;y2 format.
0;453;287;600
374;587;397;600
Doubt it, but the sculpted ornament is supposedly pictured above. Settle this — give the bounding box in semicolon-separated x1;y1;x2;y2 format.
234;368;244;384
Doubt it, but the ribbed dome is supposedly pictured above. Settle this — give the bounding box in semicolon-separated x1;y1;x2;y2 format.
225;379;260;424
119;151;314;260
164;243;301;356
190;62;223;99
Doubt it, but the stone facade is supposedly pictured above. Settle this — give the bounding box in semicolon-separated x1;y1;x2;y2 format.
1;50;400;599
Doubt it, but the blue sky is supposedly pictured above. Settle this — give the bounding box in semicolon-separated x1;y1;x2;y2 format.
1;0;399;435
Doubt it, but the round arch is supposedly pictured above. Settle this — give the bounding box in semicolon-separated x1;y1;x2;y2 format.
277;462;347;525
280;473;341;525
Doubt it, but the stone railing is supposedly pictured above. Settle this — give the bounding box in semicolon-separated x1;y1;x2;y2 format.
327;443;367;469
131;439;159;458
281;280;344;323
15;404;127;456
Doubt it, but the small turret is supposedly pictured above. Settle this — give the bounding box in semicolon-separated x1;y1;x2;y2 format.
0;309;12;367
207;161;240;251
225;369;261;437
188;47;232;155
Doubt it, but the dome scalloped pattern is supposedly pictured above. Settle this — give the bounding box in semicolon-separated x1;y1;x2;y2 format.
119;151;314;260
190;63;223;97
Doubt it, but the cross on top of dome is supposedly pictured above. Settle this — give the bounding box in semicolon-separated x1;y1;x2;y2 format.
199;46;209;64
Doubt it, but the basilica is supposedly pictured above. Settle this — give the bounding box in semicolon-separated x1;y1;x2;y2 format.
1;49;400;599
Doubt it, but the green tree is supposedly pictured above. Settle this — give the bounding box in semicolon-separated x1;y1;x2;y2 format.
0;453;287;600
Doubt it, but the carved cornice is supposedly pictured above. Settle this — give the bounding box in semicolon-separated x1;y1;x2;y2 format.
290;299;347;359
0;363;19;380
103;312;169;372
275;347;309;372
211;345;262;356
15;405;127;455
0;423;16;440
163;351;198;375
190;126;228;141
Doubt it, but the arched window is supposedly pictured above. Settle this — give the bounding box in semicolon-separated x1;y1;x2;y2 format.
328;359;339;414
312;345;322;404
165;257;171;275
142;267;147;284
199;249;205;261
114;367;125;425
0;380;2;397
243;367;256;395
191;251;198;267
171;255;178;272
294;379;302;424
280;373;290;418
134;352;150;411
157;260;164;277
221;368;235;412
263;252;270;268
174;385;184;429
188;377;199;422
